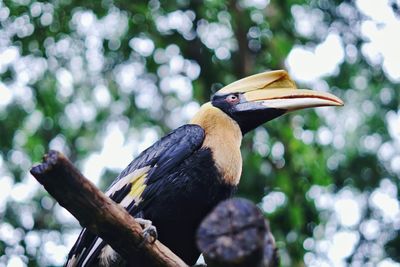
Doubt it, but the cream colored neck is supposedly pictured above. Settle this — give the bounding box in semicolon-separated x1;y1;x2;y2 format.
190;103;243;185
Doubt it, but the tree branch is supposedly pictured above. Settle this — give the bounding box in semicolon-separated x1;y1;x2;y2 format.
30;150;188;267
196;198;279;267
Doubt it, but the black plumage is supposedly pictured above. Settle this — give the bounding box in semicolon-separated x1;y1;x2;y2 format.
66;125;235;266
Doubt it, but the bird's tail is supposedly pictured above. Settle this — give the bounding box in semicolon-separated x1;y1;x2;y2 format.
65;229;106;267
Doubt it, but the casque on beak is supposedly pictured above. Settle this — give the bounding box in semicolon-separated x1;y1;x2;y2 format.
213;70;344;134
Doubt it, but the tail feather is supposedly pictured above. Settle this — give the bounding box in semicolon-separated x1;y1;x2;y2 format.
78;238;106;266
65;229;105;267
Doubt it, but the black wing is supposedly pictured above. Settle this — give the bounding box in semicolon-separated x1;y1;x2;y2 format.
65;124;205;267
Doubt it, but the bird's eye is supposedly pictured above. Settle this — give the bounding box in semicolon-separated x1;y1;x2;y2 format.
226;94;240;104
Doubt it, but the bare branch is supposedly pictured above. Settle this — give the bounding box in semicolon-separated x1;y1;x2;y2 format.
30;150;188;267
196;198;279;267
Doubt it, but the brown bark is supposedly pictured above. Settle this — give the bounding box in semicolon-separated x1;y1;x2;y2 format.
196;198;279;267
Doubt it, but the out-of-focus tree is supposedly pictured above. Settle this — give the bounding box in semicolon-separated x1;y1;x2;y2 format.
0;0;399;266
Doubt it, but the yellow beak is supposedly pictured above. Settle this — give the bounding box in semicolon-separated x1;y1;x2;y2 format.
216;70;344;112
243;88;343;111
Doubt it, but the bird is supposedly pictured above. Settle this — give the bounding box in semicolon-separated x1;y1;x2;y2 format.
65;70;343;267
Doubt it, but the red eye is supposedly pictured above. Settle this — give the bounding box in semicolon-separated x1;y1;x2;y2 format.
226;94;239;104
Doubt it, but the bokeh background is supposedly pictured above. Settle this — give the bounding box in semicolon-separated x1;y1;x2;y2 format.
0;0;399;266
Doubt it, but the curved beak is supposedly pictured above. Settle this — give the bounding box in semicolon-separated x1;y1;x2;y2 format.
214;70;344;134
241;88;343;112
217;69;343;112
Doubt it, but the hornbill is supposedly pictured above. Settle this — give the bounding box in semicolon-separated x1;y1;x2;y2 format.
66;70;343;266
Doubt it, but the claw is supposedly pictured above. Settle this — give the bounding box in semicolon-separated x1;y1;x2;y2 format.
136;218;158;246
143;225;158;244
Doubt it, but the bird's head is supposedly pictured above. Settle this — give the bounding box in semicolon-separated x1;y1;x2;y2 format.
210;70;343;134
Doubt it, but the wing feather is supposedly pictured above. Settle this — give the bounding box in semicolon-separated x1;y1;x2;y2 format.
65;124;205;266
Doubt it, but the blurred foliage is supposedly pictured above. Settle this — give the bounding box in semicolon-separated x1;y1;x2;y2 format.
0;0;399;266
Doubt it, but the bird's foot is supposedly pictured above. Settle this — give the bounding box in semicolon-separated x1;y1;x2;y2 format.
136;218;158;245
